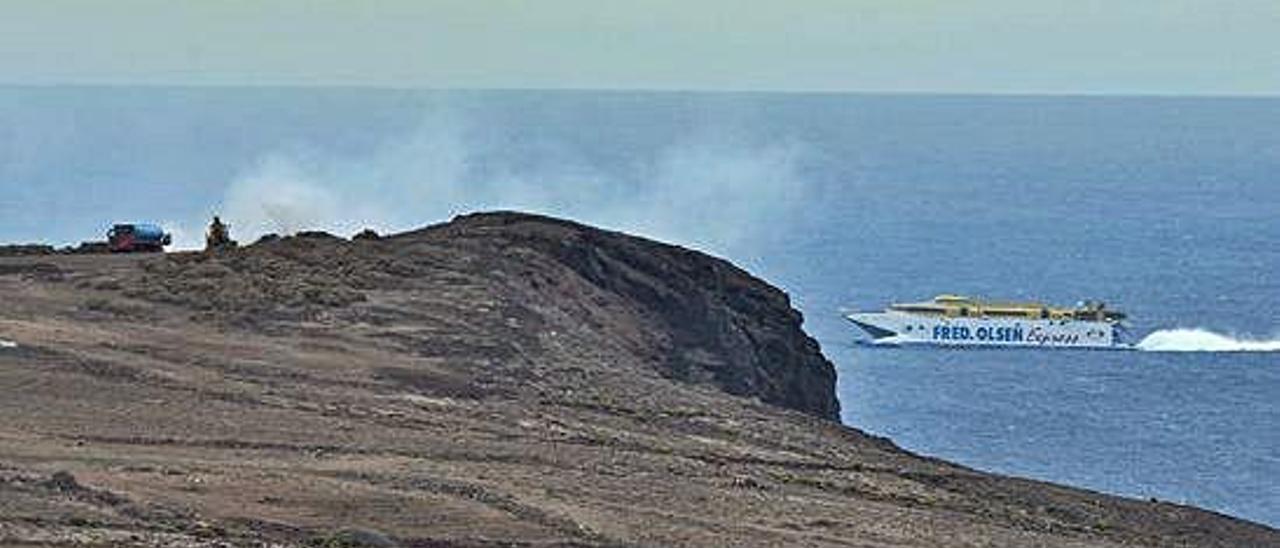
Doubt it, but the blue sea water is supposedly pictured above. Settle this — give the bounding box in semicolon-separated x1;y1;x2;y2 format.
749;95;1280;526
1;88;1277;526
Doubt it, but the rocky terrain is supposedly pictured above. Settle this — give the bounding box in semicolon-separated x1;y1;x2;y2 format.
0;211;1274;547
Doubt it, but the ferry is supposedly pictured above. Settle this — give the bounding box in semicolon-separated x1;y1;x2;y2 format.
845;295;1130;349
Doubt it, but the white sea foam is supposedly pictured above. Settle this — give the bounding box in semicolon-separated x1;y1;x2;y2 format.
1136;328;1280;352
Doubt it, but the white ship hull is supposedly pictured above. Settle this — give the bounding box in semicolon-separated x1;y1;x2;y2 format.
846;311;1128;349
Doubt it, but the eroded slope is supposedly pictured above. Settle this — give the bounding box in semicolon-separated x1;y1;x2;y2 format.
0;212;1273;547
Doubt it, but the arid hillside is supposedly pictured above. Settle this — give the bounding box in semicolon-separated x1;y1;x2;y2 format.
0;212;1274;547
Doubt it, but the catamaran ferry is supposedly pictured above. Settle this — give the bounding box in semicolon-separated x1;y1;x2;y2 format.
845;295;1130;349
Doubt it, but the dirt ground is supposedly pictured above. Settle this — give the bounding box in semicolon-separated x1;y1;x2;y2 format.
0;213;1275;547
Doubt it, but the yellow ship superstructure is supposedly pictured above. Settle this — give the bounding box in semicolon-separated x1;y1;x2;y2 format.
888;295;1127;322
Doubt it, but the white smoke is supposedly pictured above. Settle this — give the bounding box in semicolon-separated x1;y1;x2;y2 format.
224;157;349;237
1137;328;1280;352
158;217;204;251
215;106;811;259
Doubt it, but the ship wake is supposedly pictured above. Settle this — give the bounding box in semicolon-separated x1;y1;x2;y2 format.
1136;328;1280;352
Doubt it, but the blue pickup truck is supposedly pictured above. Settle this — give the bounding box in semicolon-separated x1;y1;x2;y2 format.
107;223;172;253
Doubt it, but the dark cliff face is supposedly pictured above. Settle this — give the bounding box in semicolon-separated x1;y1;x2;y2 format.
122;210;841;420
434;212;841;420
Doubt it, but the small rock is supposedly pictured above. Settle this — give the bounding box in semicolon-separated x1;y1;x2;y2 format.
352;228;381;241
46;470;81;492
254;233;281;246
732;475;766;490
324;527;398;547
295;230;339;241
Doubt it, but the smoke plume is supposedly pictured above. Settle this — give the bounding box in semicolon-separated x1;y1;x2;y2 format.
214;106;812;261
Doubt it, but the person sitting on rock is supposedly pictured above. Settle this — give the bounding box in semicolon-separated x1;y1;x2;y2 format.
205;216;236;251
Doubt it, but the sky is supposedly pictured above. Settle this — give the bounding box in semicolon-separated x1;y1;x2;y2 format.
0;1;1276;95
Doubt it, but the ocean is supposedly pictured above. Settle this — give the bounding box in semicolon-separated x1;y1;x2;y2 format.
747;94;1280;526
1;88;1277;525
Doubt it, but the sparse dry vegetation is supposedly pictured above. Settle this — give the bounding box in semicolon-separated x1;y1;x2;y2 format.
0;212;1273;547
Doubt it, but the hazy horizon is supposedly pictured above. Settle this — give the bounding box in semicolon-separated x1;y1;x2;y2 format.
4;83;1279;99
2;2;1276;96
2;88;1275;262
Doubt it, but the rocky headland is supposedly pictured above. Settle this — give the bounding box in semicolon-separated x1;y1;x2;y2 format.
0;211;1274;547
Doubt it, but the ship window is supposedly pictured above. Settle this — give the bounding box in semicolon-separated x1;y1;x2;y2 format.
904;325;913;332
891;305;946;315
986;310;1027;317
